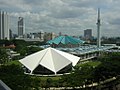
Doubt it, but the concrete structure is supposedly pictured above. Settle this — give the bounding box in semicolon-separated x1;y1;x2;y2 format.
57;45;116;62
44;32;56;41
19;47;80;75
38;31;44;41
0;10;9;40
84;29;92;40
29;31;44;40
96;8;101;48
16;31;45;42
18;17;25;38
0;80;11;90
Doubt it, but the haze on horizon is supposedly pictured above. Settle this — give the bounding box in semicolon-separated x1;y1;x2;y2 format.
0;0;120;37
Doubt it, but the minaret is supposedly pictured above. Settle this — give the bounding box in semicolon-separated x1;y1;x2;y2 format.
96;8;101;48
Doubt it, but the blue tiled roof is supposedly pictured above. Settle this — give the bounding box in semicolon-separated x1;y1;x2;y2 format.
47;36;85;45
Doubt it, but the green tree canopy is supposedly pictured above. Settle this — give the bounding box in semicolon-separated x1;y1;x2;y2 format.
0;48;8;64
0;64;41;90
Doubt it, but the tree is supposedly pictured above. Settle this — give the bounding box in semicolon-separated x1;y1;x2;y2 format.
61;65;95;89
0;64;41;90
27;46;43;55
0;40;12;46
12;39;28;52
0;48;9;64
45;78;53;89
93;52;120;90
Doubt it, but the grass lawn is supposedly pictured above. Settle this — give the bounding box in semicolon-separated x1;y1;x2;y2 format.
32;75;61;81
77;60;101;67
6;60;22;66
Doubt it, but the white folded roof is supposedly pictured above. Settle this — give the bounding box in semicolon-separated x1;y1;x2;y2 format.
19;47;80;74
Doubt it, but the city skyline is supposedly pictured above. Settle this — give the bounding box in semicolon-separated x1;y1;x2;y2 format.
0;0;120;37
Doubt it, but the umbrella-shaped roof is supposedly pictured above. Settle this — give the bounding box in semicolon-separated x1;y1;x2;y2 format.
19;47;80;75
47;35;85;45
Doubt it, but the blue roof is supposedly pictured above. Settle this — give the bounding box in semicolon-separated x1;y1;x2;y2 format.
47;36;85;45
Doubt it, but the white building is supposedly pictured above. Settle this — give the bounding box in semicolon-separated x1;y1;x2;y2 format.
19;47;80;75
0;10;9;40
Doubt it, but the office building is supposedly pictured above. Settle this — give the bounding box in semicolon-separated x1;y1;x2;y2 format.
18;17;24;38
44;32;56;41
0;10;9;40
9;29;13;39
84;29;92;40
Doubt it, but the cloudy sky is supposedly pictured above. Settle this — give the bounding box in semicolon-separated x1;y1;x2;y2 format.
0;0;120;37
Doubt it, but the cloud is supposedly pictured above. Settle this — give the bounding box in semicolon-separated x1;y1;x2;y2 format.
0;0;33;12
1;0;120;37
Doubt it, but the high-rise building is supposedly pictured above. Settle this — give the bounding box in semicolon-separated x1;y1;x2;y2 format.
0;10;9;40
84;29;92;40
9;29;13;39
18;17;25;38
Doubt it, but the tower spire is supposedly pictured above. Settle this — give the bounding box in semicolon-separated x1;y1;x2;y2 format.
96;8;101;48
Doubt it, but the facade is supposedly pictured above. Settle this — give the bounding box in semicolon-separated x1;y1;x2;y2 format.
16;31;45;42
0;10;9;40
18;17;24;38
84;29;92;40
9;29;13;39
30;31;44;40
44;32;56;41
38;31;44;41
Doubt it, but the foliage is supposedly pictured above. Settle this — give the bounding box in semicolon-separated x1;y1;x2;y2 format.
18;46;43;58
0;47;120;89
94;52;120;82
0;39;44;59
77;61;101;67
11;39;28;52
61;52;120;89
0;64;41;90
11;39;43;57
101;37;120;44
0;48;9;64
61;65;95;88
27;46;43;55
6;60;21;66
0;40;13;46
27;41;46;46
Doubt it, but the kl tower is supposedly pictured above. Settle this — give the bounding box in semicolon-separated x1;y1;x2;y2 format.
96;8;101;48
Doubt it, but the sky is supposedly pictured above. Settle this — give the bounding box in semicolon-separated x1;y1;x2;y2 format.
0;0;120;37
